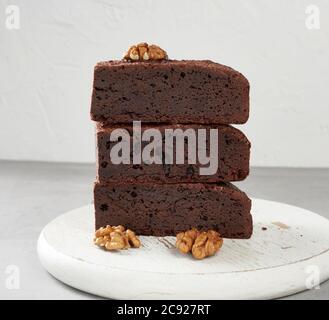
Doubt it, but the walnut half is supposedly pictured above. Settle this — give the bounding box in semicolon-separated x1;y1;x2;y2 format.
176;229;223;260
94;225;141;251
176;228;199;254
124;43;168;61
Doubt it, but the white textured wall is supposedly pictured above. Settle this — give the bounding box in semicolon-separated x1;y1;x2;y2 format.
1;0;329;167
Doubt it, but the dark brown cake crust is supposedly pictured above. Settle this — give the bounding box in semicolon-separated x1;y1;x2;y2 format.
94;182;252;238
90;60;249;124
96;123;250;183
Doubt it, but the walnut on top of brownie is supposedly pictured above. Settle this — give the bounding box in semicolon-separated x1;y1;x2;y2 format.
124;42;168;61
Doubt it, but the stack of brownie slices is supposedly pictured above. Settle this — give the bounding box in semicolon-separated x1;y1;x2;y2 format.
91;58;252;239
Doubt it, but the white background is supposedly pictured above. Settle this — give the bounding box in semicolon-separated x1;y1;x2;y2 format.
0;0;328;167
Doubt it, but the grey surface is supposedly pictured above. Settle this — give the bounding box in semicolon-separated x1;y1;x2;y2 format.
0;160;328;300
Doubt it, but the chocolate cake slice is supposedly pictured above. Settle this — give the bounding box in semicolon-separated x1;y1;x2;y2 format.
96;123;250;183
94;182;252;239
90;60;249;124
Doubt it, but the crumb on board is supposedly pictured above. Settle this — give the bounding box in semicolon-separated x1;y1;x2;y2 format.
271;221;290;229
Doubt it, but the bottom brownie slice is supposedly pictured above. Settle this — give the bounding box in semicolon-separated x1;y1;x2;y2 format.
94;182;252;239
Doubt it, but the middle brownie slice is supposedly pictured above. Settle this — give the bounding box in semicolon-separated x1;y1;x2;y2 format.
96;123;250;183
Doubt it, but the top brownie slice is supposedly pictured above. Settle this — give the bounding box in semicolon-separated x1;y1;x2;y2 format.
90;60;249;124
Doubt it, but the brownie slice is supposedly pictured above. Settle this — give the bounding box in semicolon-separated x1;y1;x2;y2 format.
96;123;250;183
90;60;249;124
94;182;252;238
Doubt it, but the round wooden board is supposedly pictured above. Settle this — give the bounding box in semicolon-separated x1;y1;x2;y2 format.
37;198;329;299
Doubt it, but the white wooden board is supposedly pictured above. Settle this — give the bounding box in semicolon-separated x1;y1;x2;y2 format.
37;198;329;299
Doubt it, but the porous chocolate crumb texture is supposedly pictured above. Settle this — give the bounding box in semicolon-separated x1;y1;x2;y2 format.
96;123;250;183
90;60;249;124
91;56;252;239
94;182;252;238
